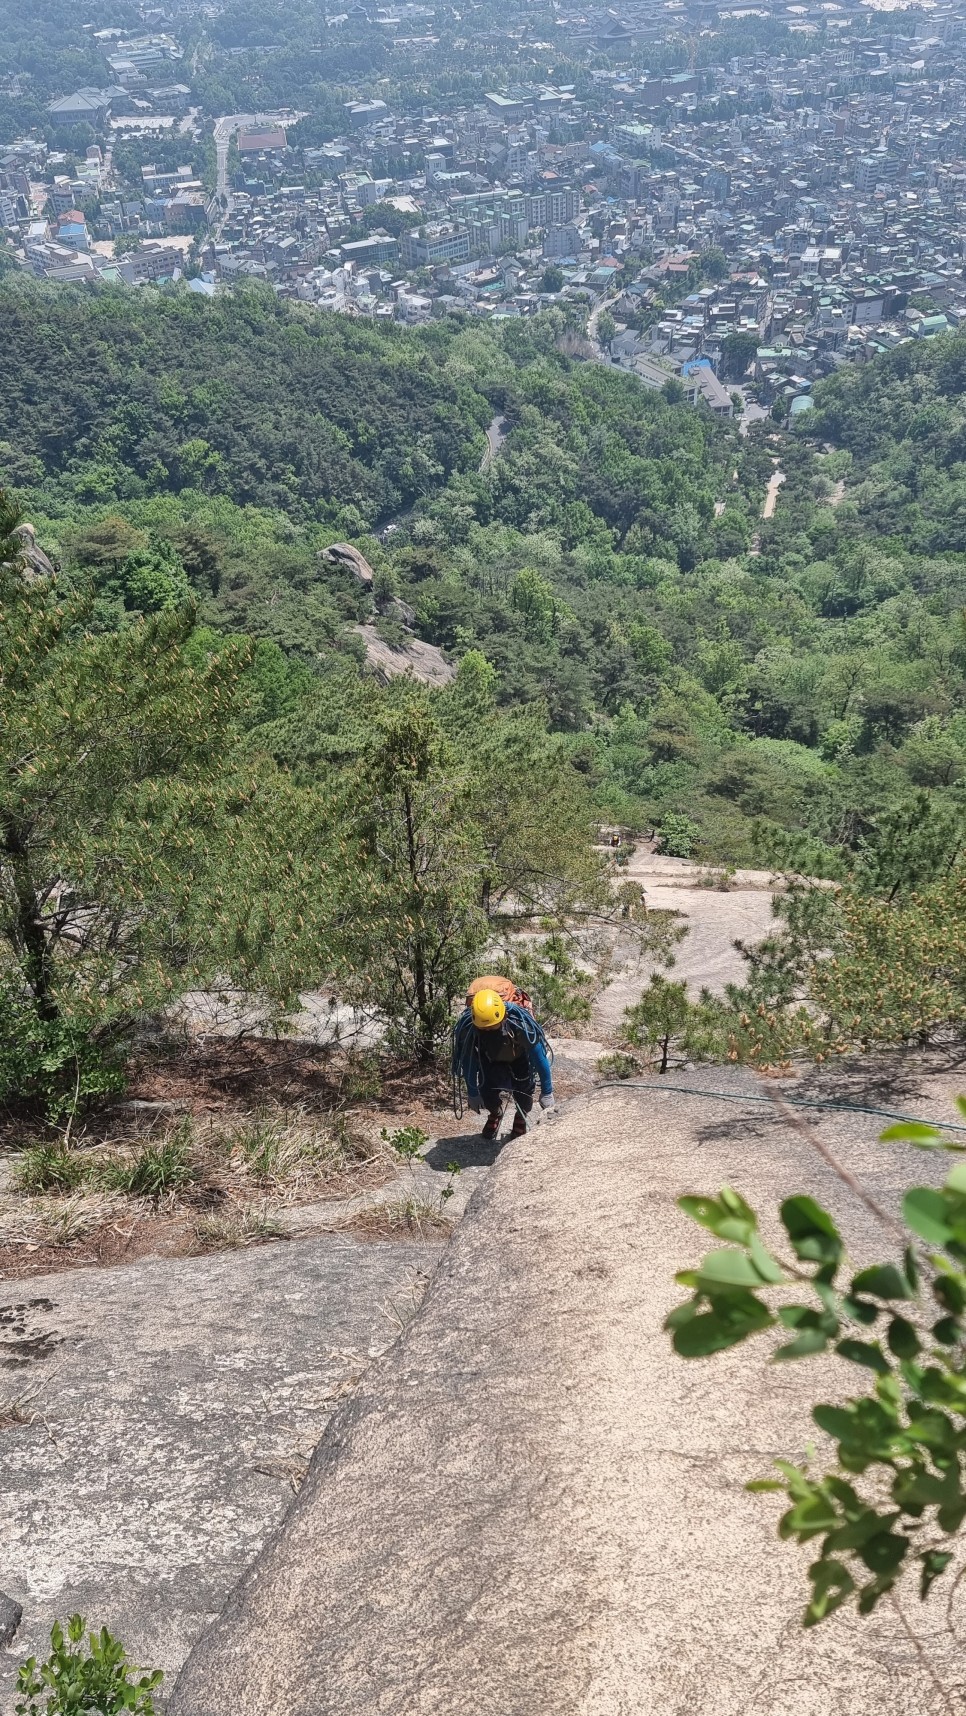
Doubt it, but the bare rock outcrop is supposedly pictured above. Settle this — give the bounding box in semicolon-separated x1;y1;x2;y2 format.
320;542;376;588
353;623;455;688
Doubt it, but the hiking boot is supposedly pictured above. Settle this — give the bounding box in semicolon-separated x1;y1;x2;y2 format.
509;1111;529;1140
481;1110;501;1141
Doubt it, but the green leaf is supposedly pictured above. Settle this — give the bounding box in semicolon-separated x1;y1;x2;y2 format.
887;1315;920;1359
836;1338;891;1375
827;1508;898;1554
860;1532;909;1576
931;1315;961;1346
804;1557;855;1626
671;1296;775;1357
880;1122;943;1145
783;1492;839;1539
851;1264;912;1301
920;1549;954;1599
903;1189;953;1247
842;1294;880;1325
694;1247;775;1290
857;1577;894;1615
664;1298;702;1331
780;1195;842;1266
774;1327;830;1360
946;1162;966;1195
747;1232;786;1284
813;1404;857;1441
677;1189;757;1245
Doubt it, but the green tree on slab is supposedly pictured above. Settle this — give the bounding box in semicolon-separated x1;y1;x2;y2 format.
620;973;723;1073
338;698;487;1061
0;559;339;1117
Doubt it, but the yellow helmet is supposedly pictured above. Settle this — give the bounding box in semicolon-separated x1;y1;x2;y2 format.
471;988;506;1030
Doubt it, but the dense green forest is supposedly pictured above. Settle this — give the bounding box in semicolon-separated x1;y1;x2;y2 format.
7;277;966;1102
5;275;966;872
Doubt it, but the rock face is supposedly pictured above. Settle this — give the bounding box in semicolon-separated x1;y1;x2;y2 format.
321;542;376;587
0;1239;441;1704
3;523;56;583
170;1063;961;1716
353;623;455;688
0;1591;22;1649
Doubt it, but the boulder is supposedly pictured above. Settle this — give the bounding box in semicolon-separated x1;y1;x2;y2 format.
320;543;375;587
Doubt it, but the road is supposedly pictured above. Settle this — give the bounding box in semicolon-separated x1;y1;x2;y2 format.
211;112;303;216
479;413;507;472
212;113;256;209
586;293;614;344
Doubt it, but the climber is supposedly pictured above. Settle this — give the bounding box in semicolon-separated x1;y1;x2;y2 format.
452;978;554;1142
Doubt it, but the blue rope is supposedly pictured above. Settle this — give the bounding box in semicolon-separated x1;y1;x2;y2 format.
591;1080;966;1133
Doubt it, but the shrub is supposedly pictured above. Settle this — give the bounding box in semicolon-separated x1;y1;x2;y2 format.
16;1615;163;1716
380;1124;428;1162
192;1207;286;1251
0;987;125;1124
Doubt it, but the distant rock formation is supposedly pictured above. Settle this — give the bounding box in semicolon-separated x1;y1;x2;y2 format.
7;523;56;583
321;542;375;588
353;624;455;689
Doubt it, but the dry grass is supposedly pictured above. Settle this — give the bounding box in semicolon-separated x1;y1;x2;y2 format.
191;1205;288;1252
205;1109;392;1201
252;1451;311;1493
0;1108;398;1276
347;1194;452;1241
0;1190;124;1251
0;1375;47;1431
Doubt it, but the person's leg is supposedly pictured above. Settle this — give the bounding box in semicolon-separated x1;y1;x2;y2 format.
508;1073;535;1139
478;1081;503;1139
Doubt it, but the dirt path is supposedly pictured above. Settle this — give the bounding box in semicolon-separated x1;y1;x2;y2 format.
762;466;786;518
480;414;507;472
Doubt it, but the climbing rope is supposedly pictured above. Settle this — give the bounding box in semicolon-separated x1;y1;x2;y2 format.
585;1079;966;1134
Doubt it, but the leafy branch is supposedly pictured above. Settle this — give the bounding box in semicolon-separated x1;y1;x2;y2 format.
668;1099;966;1628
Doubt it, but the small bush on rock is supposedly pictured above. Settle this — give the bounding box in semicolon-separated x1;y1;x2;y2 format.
16;1615;163;1715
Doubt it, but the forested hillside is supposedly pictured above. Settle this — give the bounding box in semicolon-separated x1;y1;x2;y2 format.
4;275;966;875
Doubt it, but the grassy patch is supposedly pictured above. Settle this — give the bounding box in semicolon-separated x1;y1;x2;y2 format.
212;1109;381;1192
350;1194;452;1240
192;1206;287;1251
15;1146;90;1195
99;1129;196;1200
596;1051;642;1080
